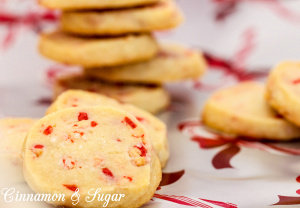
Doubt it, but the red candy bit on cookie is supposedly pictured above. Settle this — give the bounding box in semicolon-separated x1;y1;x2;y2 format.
135;117;144;122
67;135;75;143
31;144;44;158
123;117;137;129
134;144;147;157
102;168;114;178
91;121;98;127
293;78;300;84
62;156;77;170
132;134;144;139
123;176;133;182
78;112;88;121
63;184;78;192
74;131;84;136
34;144;44;149
43;125;53;135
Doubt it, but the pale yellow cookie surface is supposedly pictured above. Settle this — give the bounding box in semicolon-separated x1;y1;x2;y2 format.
202;82;300;140
23;106;161;208
266;62;300;127
47;90;169;168
40;0;161;10
0;118;37;164
85;44;206;84
61;0;183;36
54;75;170;114
39;31;158;68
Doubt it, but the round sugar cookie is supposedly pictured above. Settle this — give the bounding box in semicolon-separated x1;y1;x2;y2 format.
202;82;300;140
61;0;183;36
46;90;169;168
0;118;37;164
54;75;170;114
84;44;206;84
266;62;300;127
39;31;158;68
39;0;161;10
23;106;162;208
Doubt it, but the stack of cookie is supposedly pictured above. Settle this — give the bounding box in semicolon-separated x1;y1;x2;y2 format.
39;0;207;114
202;61;300;141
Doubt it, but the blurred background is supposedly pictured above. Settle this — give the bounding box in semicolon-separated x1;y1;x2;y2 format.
1;0;300;116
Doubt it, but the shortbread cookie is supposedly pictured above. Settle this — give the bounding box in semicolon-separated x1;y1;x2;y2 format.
61;1;183;36
0;118;37;164
39;31;158;68
202;82;300;140
266;62;300;127
23;106;162;208
85;44;206;84
40;0;161;10
47;90;169;168
54;75;170;114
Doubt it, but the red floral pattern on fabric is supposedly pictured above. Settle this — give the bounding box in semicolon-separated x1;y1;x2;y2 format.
178;120;300;169
212;0;300;23
0;9;58;49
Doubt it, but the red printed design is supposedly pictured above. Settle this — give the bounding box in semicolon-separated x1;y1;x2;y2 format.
178;120;300;169
272;196;300;206
194;50;268;91
204;34;265;81
212;0;300;24
200;198;238;208
213;0;239;21
36;97;52;106
154;194;237;208
160;170;185;186
272;175;300;205
193;26;269;92
263;0;300;23
42;64;81;90
0;10;58;50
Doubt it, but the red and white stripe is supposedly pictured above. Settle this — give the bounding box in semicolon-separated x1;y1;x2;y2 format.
154;194;237;208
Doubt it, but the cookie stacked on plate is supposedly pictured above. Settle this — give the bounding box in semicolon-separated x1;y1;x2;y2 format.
39;0;207;114
202;61;300;141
